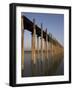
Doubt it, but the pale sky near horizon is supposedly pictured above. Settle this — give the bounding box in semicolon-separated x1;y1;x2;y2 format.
21;12;64;50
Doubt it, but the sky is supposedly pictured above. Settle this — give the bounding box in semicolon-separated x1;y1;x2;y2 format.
21;12;64;51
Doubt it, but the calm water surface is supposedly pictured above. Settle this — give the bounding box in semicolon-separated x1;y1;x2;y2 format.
22;51;64;77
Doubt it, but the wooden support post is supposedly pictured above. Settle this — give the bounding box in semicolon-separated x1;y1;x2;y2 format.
37;36;39;60
46;28;48;59
41;24;43;61
44;39;46;59
48;41;50;53
31;18;36;64
50;34;53;57
43;39;45;55
21;16;24;70
52;43;53;52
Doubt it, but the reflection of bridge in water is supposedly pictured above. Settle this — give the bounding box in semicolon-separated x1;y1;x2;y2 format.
21;16;64;77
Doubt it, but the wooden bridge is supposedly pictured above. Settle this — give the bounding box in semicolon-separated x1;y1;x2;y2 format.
21;16;64;70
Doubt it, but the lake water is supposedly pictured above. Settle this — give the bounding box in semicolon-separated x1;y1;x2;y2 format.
22;51;64;77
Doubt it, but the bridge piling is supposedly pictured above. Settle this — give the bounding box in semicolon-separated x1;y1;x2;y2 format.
21;16;24;70
46;28;48;60
31;18;36;64
41;24;43;62
37;35;40;60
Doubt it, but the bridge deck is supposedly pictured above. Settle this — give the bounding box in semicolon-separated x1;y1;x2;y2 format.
22;16;63;48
